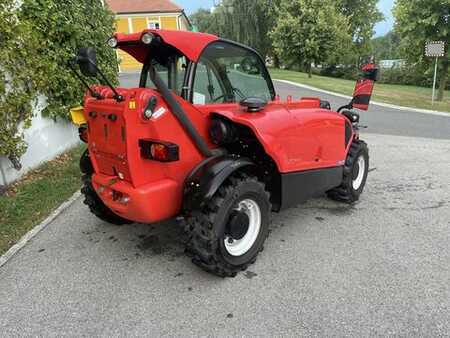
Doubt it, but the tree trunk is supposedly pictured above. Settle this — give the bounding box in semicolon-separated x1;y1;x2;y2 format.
273;54;280;68
437;57;449;102
307;63;312;78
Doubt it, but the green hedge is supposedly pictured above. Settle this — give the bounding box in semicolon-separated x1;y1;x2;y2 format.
0;0;118;165
314;64;449;90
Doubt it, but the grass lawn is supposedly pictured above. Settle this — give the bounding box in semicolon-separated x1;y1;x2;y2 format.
0;145;85;255
269;68;450;112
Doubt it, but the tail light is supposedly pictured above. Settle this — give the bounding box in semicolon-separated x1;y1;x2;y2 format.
139;139;179;162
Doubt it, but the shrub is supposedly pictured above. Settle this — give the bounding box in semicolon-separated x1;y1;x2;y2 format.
318;65;359;80
0;0;118;166
378;66;439;88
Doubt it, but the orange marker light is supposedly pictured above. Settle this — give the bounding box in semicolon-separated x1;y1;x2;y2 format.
139;139;179;162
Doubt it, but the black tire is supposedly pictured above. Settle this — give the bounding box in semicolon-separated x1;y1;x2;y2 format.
327;139;369;203
185;174;271;277
81;174;133;225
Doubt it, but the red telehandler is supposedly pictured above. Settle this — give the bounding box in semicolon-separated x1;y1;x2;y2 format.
69;30;378;277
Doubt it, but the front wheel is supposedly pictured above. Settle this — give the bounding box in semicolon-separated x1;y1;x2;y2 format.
185;174;271;277
327;140;369;203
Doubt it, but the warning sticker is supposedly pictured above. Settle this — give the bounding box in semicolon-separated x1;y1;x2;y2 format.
152;107;166;120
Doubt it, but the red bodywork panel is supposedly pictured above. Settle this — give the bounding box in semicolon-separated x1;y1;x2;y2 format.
115;30;219;62
196;99;346;173
84;86;212;223
83;87;350;223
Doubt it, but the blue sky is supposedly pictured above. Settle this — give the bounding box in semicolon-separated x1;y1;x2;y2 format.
175;0;395;37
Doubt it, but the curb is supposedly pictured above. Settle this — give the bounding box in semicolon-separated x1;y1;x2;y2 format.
0;191;81;269
274;79;450;117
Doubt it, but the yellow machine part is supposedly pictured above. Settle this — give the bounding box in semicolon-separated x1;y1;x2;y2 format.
70;106;86;126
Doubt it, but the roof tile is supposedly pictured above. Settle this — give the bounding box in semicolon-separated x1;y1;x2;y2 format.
106;0;182;14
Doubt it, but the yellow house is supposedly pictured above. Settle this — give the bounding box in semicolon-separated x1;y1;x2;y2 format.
106;0;191;71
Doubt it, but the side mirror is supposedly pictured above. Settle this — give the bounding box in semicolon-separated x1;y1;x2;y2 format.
352;63;379;111
338;60;379;112
76;47;97;77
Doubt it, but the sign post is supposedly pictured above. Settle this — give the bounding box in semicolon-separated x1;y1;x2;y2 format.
425;41;445;105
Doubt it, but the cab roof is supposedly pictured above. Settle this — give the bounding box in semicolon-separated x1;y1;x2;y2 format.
114;29;219;63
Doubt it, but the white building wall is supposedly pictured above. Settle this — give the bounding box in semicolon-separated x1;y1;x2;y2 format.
0;103;79;186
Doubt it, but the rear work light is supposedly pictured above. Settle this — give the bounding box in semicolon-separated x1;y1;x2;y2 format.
107;37;118;48
141;33;154;45
139;139;179;162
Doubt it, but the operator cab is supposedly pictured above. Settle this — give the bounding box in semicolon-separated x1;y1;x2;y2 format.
138;38;275;106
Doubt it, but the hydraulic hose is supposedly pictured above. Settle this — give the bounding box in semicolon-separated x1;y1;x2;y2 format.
149;66;213;158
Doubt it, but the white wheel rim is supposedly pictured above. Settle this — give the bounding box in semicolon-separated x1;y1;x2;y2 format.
224;199;261;256
352;155;366;190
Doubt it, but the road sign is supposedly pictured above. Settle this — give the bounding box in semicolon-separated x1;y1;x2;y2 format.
425;41;445;57
425;41;446;105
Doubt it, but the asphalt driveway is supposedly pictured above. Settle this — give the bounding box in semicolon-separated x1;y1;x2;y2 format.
1;132;449;336
1;76;450;335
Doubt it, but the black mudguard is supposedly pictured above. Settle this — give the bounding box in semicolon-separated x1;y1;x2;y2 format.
80;149;93;175
183;155;255;211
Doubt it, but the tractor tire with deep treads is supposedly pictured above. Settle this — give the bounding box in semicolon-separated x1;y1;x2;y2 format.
327;139;369;203
185;174;271;277
81;174;133;225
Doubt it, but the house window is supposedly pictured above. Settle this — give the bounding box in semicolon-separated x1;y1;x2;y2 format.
148;22;160;30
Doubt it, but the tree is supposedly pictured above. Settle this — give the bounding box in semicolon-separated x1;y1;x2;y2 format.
189;8;218;34
394;0;450;101
270;0;352;77
370;31;402;60
0;0;118;165
336;0;384;58
189;0;278;59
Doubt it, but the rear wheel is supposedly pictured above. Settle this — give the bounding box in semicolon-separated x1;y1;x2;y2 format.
327;140;369;203
81;174;133;225
185;174;271;277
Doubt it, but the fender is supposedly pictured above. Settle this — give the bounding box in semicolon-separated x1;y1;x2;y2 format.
183;155;256;211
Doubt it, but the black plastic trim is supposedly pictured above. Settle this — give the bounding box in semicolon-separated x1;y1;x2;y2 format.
280;166;343;210
345;121;352;148
183;155;255;210
353;94;371;105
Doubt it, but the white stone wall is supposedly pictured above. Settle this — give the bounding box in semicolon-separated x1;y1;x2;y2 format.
0;110;79;186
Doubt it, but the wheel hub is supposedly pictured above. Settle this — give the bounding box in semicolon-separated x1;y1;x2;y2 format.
223;199;262;257
352;162;360;180
226;210;250;240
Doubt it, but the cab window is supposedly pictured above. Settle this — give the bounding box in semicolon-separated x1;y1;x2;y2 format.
145;56;187;96
193;41;274;104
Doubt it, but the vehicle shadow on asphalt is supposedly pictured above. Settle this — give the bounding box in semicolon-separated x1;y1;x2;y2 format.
85;195;357;279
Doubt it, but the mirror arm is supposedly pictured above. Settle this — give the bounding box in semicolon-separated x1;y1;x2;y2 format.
337;100;353;113
68;60;103;99
87;59;124;102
